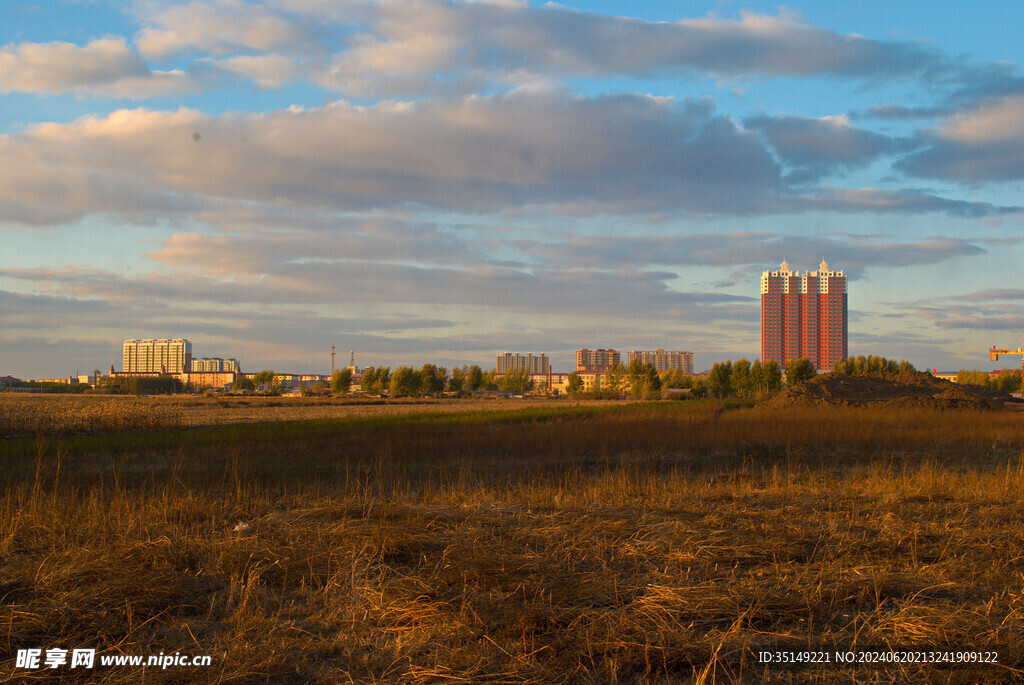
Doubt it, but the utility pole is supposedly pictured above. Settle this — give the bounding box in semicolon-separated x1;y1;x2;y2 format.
331;346;336;374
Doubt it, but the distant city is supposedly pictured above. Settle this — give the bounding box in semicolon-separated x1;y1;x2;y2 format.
0;261;1011;393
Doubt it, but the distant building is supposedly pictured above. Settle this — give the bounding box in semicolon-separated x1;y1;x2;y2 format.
576;348;621;372
0;375;20;388
627;349;694;374
185;370;237;391
190;357;241;373
496;352;549;374
761;260;847;371
123;339;192;374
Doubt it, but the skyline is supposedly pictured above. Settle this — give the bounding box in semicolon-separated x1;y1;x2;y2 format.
3;0;1024;378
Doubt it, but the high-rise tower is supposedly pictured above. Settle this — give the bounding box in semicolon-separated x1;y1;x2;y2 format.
122;339;192;374
760;260;847;371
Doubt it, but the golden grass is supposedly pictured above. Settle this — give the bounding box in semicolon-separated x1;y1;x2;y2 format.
1;402;1023;682
0;395;183;437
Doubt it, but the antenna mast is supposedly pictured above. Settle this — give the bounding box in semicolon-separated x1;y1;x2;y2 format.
330;346;336;374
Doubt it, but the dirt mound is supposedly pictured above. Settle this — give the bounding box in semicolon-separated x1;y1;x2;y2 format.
761;371;1011;410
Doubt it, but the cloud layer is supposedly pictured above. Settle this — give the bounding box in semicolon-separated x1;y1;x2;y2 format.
4;0;1024;375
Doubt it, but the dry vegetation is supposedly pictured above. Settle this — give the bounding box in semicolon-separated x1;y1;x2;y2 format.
2;400;1024;682
0;394;616;436
0;395;184;437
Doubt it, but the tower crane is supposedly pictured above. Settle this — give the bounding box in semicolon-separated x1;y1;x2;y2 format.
989;333;1024;375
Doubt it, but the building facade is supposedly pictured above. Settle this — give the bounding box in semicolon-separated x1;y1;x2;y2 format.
575;348;621;372
184;370;237;390
496;352;550;374
123;339;192;374
760;260;847;371
627;349;694;374
190;357;241;373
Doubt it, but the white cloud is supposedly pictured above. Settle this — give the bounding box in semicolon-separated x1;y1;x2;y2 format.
897;95;1024;182
211;54;300;88
133;0;318;59
0;92;782;223
937;95;1024;144
745;113;914;181
1;90;1016;229
127;0;961;96
0;37;193;97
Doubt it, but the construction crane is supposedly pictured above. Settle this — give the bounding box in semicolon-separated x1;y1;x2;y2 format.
989;333;1024;374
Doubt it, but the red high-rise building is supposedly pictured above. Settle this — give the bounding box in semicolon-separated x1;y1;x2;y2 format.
760;260;847;371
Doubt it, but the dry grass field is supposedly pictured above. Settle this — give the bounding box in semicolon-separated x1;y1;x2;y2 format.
2;398;1024;682
0;394;616;436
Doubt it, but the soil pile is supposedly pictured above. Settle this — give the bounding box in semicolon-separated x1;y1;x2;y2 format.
762;370;1012;410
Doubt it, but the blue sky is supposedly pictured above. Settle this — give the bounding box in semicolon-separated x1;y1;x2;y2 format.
2;0;1024;377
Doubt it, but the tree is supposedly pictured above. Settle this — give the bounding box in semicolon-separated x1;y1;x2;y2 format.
231;376;255;391
832;357;855;375
660;369;687;389
627;360;661;398
643;363;661;396
499;367;534;395
833;356;915;376
448;366;467;393
360;366;390;394
996;370;1021;393
479;369;499;391
360;367;378;393
762;360;783;394
376;367;391;394
253;369;277;392
419;364;447;394
749;359;764;397
567;372;584;394
603;362;627;396
389;366;421;397
732;358;752;398
467;365;483;391
331;367;353;395
627;359;645;398
786;357;816;387
707;360;732;398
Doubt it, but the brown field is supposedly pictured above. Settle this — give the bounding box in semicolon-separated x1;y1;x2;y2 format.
0;394;616;436
2;398;1024;682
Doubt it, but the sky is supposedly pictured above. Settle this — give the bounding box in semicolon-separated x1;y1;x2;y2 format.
3;0;1024;377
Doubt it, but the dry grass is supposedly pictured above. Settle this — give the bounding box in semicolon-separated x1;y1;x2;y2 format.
0;395;183;437
2;402;1024;682
0;394;617;435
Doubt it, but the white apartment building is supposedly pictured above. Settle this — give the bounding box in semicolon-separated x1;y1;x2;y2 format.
122;339;192;374
627;349;694;374
496;352;550;374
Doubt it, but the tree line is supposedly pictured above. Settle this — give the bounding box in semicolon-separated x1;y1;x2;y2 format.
831;355;916;375
207;353;1005;401
704;359;785;399
352;364;532;397
956;369;1022;393
565;359;664;399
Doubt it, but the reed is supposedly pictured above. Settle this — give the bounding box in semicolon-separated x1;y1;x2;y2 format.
1;401;1022;682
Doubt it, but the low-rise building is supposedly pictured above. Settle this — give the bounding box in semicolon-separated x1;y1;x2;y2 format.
184;370;238;391
528;371;574;393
